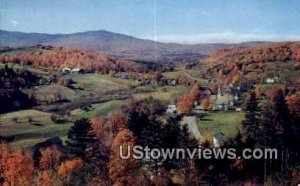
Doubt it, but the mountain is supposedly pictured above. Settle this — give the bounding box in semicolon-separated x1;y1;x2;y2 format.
0;30;271;62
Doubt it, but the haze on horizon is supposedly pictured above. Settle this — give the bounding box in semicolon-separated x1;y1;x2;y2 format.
1;0;300;44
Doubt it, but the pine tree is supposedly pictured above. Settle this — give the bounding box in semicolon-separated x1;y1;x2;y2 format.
269;89;292;172
258;104;275;148
242;91;260;146
66;118;98;161
126;111;150;139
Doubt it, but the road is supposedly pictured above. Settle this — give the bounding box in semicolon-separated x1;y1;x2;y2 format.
181;116;201;141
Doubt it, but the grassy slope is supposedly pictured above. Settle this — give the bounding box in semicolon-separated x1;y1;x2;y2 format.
0;109;72;149
197;111;244;142
71;100;126;119
133;85;189;102
66;74;137;92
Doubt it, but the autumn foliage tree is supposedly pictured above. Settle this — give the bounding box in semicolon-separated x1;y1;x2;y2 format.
58;158;83;182
39;146;62;170
108;129;139;185
0;46;145;74
285;91;300;117
0;144;35;186
176;93;194;114
177;75;189;86
190;83;201;101
107;112;126;137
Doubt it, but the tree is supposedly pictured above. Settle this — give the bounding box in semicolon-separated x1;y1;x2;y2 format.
66;118;98;161
36;170;61;186
285;91;300;117
1;149;34;185
108;129;139;185
107;112;126;137
90;116;107;137
58;158;83;181
255;84;264;99
39;146;62;170
176;94;194;114
242;91;260;146
177;75;189;86
269;89;291;147
201;98;210;111
190;83;201;101
269;88;293;172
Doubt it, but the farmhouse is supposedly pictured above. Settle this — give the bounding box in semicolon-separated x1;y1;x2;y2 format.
62;67;71;73
71;68;84;74
266;78;275;84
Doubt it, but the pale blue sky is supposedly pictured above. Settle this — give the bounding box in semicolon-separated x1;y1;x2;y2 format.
1;0;300;43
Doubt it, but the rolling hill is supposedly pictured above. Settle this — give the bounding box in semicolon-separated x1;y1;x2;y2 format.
0;30;270;62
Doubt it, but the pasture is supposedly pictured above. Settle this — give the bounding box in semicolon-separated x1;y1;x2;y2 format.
197;111;244;142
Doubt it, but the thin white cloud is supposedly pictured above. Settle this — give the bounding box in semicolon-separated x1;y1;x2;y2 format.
145;32;300;44
10;20;18;26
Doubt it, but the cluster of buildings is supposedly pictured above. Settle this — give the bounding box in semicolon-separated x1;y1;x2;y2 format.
165;84;242;147
209;85;241;111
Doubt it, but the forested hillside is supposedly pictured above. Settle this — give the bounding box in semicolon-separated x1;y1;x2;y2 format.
0;46;145;74
205;42;300;86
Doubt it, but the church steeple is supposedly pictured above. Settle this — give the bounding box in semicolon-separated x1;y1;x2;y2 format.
217;86;222;98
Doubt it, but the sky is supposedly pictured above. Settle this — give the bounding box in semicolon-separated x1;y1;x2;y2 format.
0;0;300;43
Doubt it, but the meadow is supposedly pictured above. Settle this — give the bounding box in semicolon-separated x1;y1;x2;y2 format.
197;111;244;142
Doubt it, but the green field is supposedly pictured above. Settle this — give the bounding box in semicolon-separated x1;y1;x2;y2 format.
197;111;244;142
71;100;126;119
65;74;137;93
133;85;189;102
0;109;72;149
34;84;78;102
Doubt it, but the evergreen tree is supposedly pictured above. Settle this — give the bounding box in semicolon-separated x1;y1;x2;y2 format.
270;89;291;147
66;118;98;161
126;111;150;139
258;104;275;148
242;91;260;146
269;89;293;172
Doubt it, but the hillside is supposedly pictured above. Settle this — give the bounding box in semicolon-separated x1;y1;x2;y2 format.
204;42;300;86
0;30;270;62
0;45;144;74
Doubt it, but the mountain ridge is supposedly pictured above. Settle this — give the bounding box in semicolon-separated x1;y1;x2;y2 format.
0;29;272;62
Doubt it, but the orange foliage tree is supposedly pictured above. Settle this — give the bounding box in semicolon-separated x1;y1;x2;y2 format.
190;83;201;101
39;146;62;170
177;75;189;86
176;93;194;114
58;158;83;181
285;91;300;117
201;98;211;111
107;112;126;137
254;84;264;99
108;129;139;185
0;147;35;186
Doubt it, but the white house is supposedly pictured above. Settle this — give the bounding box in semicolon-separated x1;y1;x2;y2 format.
62;67;71;73
166;104;177;113
71;68;84;74
266;78;275;84
235;108;242;112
